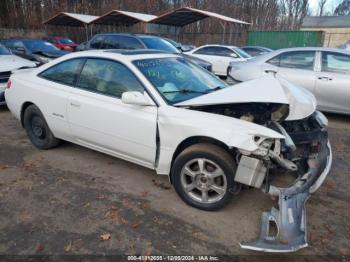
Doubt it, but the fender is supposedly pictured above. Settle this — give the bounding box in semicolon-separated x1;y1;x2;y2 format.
155;106;284;175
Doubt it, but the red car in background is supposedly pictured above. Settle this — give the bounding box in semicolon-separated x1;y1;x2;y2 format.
43;37;78;52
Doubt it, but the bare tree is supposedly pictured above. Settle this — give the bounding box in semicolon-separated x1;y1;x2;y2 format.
318;0;327;16
334;0;350;15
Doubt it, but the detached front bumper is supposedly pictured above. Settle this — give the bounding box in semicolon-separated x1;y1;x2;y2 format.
240;138;332;252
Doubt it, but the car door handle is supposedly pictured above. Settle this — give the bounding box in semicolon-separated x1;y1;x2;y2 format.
265;70;277;74
70;102;81;108
318;76;332;81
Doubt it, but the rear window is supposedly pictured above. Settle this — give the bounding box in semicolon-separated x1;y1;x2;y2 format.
103;35;144;49
140;37;179;53
59;38;74;44
90;35;105;49
23;40;59;52
90;35;144;50
234;48;251;59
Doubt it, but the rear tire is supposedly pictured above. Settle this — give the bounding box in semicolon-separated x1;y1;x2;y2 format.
171;143;238;211
23;104;60;149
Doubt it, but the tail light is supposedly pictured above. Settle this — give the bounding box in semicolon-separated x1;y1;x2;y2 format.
6;79;12;89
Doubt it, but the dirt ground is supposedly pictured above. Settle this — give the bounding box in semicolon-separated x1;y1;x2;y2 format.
0;105;349;260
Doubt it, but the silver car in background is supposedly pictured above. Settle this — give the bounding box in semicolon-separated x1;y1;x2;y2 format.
228;47;350;114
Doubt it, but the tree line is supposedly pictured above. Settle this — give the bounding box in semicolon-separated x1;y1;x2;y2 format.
0;0;349;44
0;0;311;30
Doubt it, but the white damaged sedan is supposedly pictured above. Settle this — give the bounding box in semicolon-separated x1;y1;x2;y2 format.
5;50;332;252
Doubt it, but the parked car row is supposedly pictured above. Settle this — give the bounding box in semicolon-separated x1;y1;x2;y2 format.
1;33;349;116
0;38;67;64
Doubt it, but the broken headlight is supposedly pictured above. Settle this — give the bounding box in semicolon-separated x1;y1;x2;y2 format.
271;104;289;122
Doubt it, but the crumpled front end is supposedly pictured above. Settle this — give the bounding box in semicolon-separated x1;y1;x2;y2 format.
235;111;332;252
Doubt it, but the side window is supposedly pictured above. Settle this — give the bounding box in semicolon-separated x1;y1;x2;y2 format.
194;47;215;55
39;59;84;86
322;52;350;75
119;36;144;49
267;55;280;66
77;59;144;98
215;47;234;57
90;35;105;49
101;35;119;49
244;48;259;56
279;51;315;70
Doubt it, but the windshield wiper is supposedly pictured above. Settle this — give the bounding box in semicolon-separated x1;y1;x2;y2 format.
163;89;209;94
210;86;225;92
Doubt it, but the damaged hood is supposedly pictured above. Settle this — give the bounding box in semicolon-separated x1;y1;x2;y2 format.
176;75;316;121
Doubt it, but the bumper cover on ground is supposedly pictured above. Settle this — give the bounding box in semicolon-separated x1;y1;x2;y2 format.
240;141;332;252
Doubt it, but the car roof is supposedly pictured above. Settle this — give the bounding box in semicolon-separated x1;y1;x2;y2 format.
199;44;238;49
56;49;180;62
276;47;348;52
270;47;350;57
135;34;162;39
8;38;47;42
248;46;350;63
105;49;171;55
92;33;163;40
242;46;271;49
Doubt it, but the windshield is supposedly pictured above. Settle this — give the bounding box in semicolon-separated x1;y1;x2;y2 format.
0;44;11;55
234;47;251;59
134;57;227;104
140;37;180;54
23;40;60;53
59;38;74;44
165;38;181;48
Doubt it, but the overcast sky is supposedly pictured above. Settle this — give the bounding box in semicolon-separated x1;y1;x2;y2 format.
309;0;343;15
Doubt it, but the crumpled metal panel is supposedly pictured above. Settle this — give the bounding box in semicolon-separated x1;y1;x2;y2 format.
240;141;332;252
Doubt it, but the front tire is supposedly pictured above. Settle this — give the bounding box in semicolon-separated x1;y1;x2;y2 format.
171;143;238;211
23;105;60;149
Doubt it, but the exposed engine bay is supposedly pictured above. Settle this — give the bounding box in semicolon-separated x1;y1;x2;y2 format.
189;103;332;252
189;102;290;124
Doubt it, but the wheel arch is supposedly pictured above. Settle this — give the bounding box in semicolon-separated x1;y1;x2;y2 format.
20;101;35;127
168;136;235;184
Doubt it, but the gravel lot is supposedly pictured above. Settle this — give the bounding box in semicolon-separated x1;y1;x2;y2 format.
0;105;349;259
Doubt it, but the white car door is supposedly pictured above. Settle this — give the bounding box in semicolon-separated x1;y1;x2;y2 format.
36;58;85;140
262;51;317;93
67;58;158;168
314;51;350;114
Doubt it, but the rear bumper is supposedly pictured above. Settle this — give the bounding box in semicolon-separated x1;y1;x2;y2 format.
240;140;332;252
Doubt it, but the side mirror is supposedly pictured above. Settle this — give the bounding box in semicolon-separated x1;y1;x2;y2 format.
121;91;154;106
230;53;238;58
